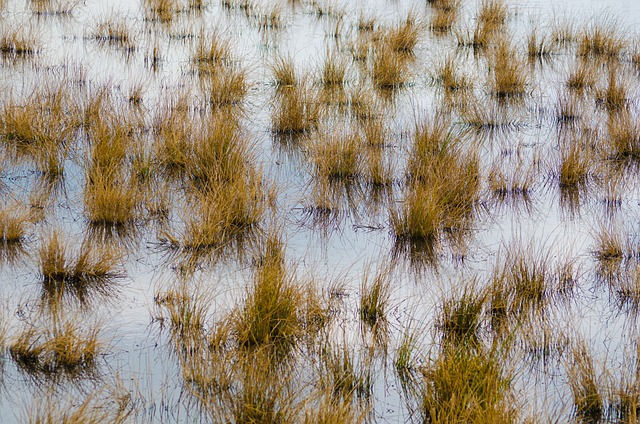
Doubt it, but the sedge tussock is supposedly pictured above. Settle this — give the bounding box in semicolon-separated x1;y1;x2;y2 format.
303;395;364;424
10;319;101;376
0;204;30;245
491;38;528;98
558;139;593;189
567;342;604;423
349;87;380;122
551;18;576;48
421;346;517;423
592;224;626;271
310;128;362;181
318;340;372;402
436;56;472;92
430;7;458;34
272;80;321;136
321;50;348;88
527;26;554;63
606;111;640;164
271;54;296;87
437;283;485;348
577;20;626;59
199;63;249;109
232;234;302;353
567;59;596;92
154;284;208;352
610;264;640;316
364;146;394;187
0;27;39;59
487;161;535;203
39;231;123;306
84;166;140;228
90;15;136;52
359;265;392;333
384;13;422;54
371;49;409;89
191;31;232;74
142;0;177;23
488;243;554;329
477;0;508;28
26;392;131;424
596;67;629;111
29;0;80;16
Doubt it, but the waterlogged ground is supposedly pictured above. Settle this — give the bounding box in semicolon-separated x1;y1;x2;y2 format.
1;0;640;422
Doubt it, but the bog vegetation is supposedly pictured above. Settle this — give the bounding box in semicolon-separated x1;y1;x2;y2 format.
1;0;640;422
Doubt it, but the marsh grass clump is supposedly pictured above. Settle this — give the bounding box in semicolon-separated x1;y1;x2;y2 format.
0;204;30;246
310;129;362;181
10;320;100;376
421;346;516;423
487;162;535;203
436;56;472;92
491;38;528;98
577;21;626;59
477;0;508;28
39;232;123;306
26;393;132;424
0;27;39;58
527;27;554;62
371;50;409;90
30;0;79;16
232;235;302;352
191;31;232;75
559;140;593;189
384;13;422;54
596;67;629;111
437;284;485;347
84;167;141;228
592;225;625;270
488;244;553;329
567;342;604;423
359;266;391;332
606;111;640;164
319;340;372;402
155;284;208;352
321;50;348;88
567;60;596;92
142;0;177;23
91;15;135;51
430;6;458;34
272;81;321;136
271;55;296;87
200;63;249;109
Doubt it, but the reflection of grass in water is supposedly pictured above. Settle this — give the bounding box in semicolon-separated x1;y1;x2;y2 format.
567;342;603;424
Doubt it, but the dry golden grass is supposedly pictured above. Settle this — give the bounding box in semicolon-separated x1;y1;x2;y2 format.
421;346;517;423
26;392;131;424
437;56;472;92
84;167;140;227
142;0;177;23
567;342;604;423
39;231;123;305
430;7;457;34
10;319;100;375
364;146;394;187
199;64;249;108
321;50;348;88
597;67;629;111
310;129;362;181
577;21;626;58
477;0;508;28
371;50;409;89
272;80;321;136
437;284;485;347
30;0;79;16
384;13;421;54
191;31;232;74
527;27;554;62
606;111;640;163
491;38;527;97
487;161;535;202
360;266;391;330
559;141;592;188
0;204;30;245
90;15;135;52
567;60;596;91
271;55;296;87
0;27;39;58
